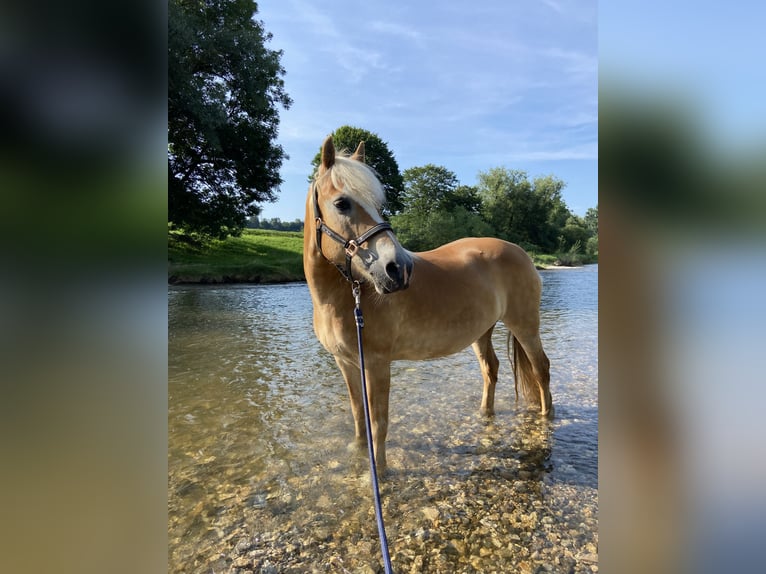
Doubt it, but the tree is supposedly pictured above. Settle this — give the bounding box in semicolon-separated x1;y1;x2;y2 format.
400;164;460;215
448;185;484;214
476;168;580;252
477;168;540;247
586;235;599;258
559;215;591;251
584;205;598;235
311;126;404;214
391;164;492;250
391;206;494;252
584;204;598;258
168;0;292;238
532;174;570;252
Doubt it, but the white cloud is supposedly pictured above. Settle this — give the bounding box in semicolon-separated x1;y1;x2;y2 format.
368;20;424;43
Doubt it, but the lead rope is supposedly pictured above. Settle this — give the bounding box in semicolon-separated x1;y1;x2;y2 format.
352;281;394;574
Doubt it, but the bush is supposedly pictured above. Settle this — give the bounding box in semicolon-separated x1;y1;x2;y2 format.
554;240;584;266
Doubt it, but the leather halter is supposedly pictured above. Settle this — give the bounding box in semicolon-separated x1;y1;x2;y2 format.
312;181;393;283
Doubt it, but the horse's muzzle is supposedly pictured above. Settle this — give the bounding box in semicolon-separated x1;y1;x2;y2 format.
380;255;413;294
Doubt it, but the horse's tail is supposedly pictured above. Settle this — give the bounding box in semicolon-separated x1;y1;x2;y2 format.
507;331;550;410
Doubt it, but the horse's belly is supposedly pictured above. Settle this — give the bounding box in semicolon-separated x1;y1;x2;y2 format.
390;315;497;361
393;339;477;361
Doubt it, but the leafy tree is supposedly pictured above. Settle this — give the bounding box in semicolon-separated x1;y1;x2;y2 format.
310;126;404;214
168;0;292;238
448;185;483;214
477;168;541;247
586;235;599;258
584;204;598;258
446;185;481;215
476;168;581;252
558;215;591;251
532;175;570;251
584;205;598;235
391;206;494;252
391;165;492;250
400;164;460;215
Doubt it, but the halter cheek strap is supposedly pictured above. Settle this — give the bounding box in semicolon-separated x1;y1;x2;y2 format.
312;183;393;283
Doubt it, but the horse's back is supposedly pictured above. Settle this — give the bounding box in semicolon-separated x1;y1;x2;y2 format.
384;237;540;360
414;236;542;320
416;237;538;282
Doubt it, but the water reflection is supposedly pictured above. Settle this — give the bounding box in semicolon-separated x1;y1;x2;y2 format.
169;266;598;572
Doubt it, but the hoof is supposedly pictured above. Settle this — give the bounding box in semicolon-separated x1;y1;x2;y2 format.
347;437;367;452
374;454;387;473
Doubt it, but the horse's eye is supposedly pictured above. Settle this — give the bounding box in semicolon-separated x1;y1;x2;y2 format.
333;197;351;212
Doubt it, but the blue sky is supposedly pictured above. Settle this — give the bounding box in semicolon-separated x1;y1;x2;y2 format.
254;0;597;221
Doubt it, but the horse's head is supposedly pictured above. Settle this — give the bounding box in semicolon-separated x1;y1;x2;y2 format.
310;136;413;294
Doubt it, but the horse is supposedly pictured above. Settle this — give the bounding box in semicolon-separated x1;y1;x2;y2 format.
304;136;551;469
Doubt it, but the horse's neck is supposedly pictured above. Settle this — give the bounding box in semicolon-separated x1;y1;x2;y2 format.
303;195;356;313
303;228;353;310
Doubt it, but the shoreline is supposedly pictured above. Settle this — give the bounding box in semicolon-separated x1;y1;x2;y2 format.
167;263;594;285
536;264;584;270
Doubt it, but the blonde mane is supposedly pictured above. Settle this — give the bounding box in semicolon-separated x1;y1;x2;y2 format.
317;152;386;219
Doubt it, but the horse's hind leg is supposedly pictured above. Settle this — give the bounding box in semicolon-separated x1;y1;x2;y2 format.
509;329;552;416
472;326;500;416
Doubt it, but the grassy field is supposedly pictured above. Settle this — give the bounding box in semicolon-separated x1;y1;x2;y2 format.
168;229;305;284
168;229;595;283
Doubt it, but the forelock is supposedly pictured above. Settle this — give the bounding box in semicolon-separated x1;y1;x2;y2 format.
325;154;386;217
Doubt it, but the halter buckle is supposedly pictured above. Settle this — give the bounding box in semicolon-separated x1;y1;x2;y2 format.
345;240;360;258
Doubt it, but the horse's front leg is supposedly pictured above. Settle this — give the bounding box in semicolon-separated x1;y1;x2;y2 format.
364;359;391;469
335;357;366;446
335;356;391;469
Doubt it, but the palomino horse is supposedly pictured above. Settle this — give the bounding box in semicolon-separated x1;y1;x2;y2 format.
304;136;551;468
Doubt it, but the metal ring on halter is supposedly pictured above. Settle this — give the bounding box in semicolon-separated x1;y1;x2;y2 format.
345;240;360;258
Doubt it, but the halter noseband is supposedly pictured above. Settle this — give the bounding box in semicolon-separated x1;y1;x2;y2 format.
312;182;393;283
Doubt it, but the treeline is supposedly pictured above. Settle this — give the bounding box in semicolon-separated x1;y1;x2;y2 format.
390;164;597;262
247;217;304;232
248;165;598;262
248;161;598;261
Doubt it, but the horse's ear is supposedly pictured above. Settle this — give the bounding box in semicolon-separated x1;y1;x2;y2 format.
321;136;335;170
351;141;365;163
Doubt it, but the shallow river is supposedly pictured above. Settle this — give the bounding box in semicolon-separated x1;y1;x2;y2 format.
169;265;598;573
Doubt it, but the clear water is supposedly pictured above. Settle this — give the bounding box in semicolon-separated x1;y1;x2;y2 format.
169;265;598;573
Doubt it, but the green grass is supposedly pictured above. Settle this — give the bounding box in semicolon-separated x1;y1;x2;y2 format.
168;228;305;284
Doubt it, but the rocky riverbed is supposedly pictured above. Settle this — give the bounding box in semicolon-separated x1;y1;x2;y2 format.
169;407;597;574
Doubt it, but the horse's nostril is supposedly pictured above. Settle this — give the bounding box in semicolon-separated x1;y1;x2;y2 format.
385;261;399;280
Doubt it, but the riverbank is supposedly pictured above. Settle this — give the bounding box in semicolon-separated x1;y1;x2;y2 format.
168;229;595;283
168;229;305;284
